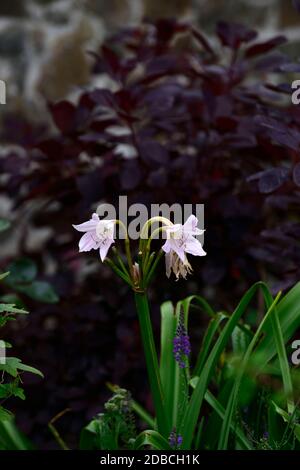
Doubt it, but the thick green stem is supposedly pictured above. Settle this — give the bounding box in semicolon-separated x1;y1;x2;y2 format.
134;291;169;437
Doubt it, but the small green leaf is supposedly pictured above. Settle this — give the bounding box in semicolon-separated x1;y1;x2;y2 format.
271;401;290;423
0;383;25;400
0;272;9;281
0;407;12;421
0;220;11;233
0;358;21;377
15;361;43;378
6;259;37;285
0;304;28;315
0;385;10;399
12;388;25;400
17;281;59;304
0;357;43;378
0;294;25;309
0;317;8;327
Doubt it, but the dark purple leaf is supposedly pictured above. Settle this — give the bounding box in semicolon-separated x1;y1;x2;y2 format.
224;134;256;148
245;35;287;58
138;140;169;166
215;116;237;132
191;27;215;55
268;128;300;151
120;160;142;190
147;168;168;187
216;21;257;49
155;18;187;43
279;62;300;73
254;52;290;71
145;54;184;77
89;89;115;108
255;168;290;194
265;83;292;94
76;169;104;206
255;116;300;151
36;139;63;160
49;101;76;134
293;162;300;187
115;89;137;114
247;246;280;263
101;45;120;77
142;84;180;115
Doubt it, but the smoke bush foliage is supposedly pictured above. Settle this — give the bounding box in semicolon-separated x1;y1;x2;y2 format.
1;19;300;447
2;19;300;294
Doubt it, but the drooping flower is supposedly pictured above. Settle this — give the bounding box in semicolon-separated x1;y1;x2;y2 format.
73;213;115;261
165;250;193;280
173;309;191;368
162;215;206;279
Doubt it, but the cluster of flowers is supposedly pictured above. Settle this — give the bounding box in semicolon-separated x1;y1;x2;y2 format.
73;213;206;280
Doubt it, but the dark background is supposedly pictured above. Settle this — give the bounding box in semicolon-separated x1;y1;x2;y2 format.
0;0;300;449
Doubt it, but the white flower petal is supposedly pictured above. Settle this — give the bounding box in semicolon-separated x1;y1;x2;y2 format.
73;213;100;232
162;239;172;253
79;232;99;252
99;238;115;261
185;237;206;257
183;215;205;236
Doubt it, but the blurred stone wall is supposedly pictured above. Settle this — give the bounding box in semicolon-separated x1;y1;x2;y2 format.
0;0;299;118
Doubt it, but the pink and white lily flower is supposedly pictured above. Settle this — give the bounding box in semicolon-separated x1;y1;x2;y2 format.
73;213;115;261
162;215;206;279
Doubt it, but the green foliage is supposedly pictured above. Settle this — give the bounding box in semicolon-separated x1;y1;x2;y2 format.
134;430;171;450
7;259;37;284
0;272;43;448
0;220;10;233
1;357;43;378
4;258;59;304
0;303;28;327
80;388;136;450
0;419;35;450
132;282;300;450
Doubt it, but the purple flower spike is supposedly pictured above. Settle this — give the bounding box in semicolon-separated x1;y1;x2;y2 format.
169;428;183;448
173;309;191;368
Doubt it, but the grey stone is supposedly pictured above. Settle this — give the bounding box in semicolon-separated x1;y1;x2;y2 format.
0;26;26;56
